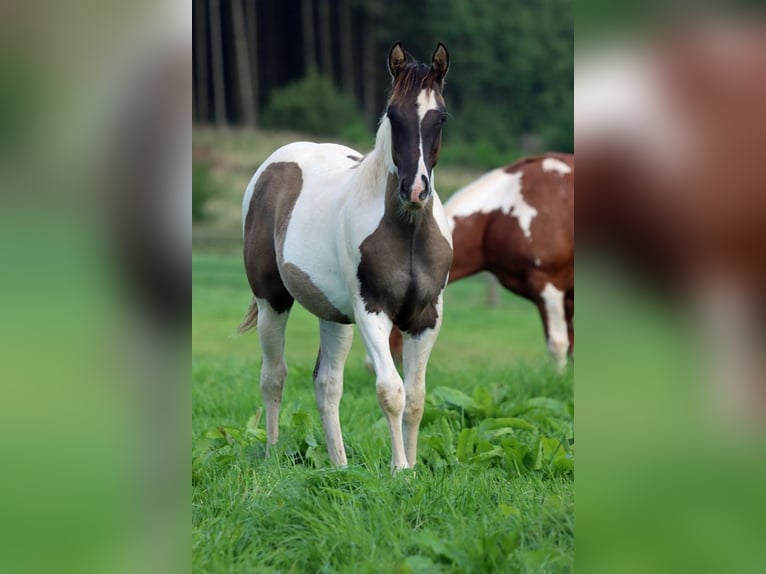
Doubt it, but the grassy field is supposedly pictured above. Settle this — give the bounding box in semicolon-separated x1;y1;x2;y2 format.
192;254;574;573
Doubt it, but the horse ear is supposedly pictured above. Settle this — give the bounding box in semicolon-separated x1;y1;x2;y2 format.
388;42;408;79
431;42;450;84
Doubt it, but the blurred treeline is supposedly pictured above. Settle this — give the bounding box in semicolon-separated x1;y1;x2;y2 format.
193;0;572;168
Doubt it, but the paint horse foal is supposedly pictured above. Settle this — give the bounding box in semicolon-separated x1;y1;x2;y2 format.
240;43;453;469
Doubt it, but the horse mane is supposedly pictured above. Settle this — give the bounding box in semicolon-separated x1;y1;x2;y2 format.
389;63;441;100
352;114;396;189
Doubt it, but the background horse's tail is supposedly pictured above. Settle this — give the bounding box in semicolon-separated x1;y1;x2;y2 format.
238;298;259;334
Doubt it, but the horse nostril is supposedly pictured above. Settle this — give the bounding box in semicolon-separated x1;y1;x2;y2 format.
419;175;430;200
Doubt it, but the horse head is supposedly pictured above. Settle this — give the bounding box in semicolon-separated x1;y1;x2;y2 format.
386;42;449;211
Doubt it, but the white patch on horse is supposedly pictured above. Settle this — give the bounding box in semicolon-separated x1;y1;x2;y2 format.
541;282;568;372
445;168;538;240
542;157;572;175
271;141;373;320
535;257;541;267
416;89;438;121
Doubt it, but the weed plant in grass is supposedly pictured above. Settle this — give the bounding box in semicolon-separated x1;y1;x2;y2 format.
193;255;573;573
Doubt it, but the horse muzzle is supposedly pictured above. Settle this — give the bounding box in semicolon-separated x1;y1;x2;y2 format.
399;175;431;209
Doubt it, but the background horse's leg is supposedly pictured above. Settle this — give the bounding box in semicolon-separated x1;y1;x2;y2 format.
402;300;443;467
256;298;291;453
314;320;354;466
354;306;409;469
539;282;569;372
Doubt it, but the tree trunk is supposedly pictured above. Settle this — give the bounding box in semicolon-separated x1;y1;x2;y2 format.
361;3;378;129
244;0;259;123
339;0;354;95
318;0;333;80
193;0;209;123
302;0;316;75
232;0;256;127
209;0;227;126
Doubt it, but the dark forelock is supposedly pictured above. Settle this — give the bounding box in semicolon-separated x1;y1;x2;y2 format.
389;63;442;103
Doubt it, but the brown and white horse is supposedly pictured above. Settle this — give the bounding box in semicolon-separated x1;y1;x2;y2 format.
240;43;453;469
385;155;574;370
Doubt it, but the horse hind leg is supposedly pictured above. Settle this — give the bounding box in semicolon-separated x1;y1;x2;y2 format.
538;282;569;372
314;320;354;466
255;297;291;453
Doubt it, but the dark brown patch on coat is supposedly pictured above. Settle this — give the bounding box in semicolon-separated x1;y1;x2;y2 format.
357;174;453;335
280;262;351;323
243;162;302;314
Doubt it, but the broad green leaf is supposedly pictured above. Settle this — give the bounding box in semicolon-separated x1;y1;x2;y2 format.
245;409;262;435
475;439;495;454
474;446;503;461
291;411;311;429
416;531;452;560
525;397;568;416
499;529;521;554
478;417;535;435
303;432;318;448
553;456;574;474
472;386;495;415
204;428;225;439
499;503;521;519
440;417;455;461
456;427;477;463
398;555;440;574
431;387;477;410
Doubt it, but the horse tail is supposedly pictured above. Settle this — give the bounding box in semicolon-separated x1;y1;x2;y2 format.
238;298;259;334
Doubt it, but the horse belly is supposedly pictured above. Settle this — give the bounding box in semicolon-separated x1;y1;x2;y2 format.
279;254;353;323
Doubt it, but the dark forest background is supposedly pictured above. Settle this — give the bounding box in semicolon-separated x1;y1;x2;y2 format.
193;0;573;168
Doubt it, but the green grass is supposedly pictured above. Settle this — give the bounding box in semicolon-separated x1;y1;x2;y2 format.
193;255;573;573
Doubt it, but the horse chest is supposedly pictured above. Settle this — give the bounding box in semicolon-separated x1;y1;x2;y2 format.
356;211;452;334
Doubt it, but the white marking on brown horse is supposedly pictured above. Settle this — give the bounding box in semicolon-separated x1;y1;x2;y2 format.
447;169;538;239
542;157;573;175
541;282;569;372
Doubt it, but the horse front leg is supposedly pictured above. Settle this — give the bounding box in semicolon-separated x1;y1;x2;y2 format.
402;296;443;468
354;306;409;470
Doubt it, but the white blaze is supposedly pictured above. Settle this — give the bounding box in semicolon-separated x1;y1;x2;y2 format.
542;157;572;175
445;169;538;239
410;89;439;197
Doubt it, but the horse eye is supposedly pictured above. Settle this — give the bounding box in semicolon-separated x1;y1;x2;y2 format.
439;114;447;124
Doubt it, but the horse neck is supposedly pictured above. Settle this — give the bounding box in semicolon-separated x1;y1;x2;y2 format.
352;116;396;200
